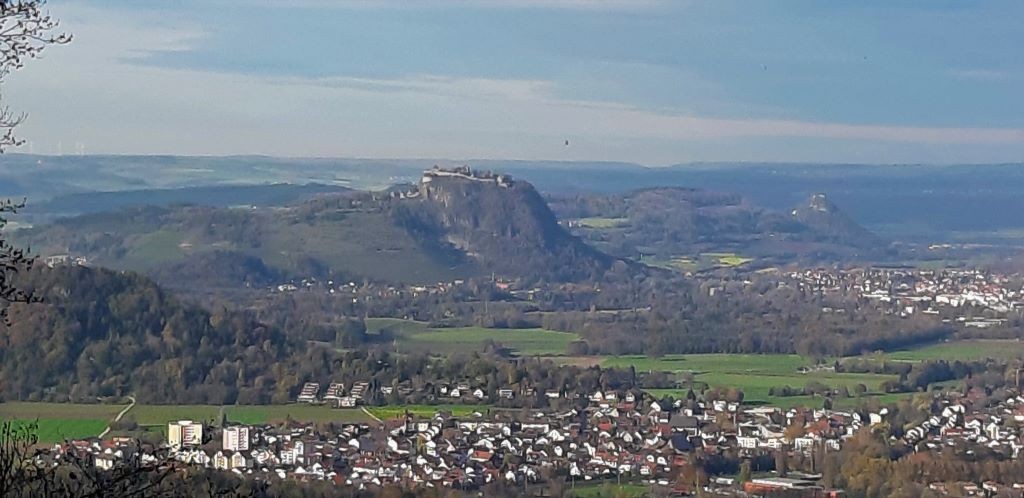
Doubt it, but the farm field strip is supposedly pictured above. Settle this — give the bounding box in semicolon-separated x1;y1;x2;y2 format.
602;353;898;406
0;403;127;444
366;318;580;356
0;402;124;420
365;404;490;420
639;252;756;272
883;340;1024;362
3;403;494;439
5;419;109;444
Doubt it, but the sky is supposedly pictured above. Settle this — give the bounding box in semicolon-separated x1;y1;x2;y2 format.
4;0;1023;165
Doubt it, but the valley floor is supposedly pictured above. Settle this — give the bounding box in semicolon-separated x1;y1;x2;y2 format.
6;339;1020;443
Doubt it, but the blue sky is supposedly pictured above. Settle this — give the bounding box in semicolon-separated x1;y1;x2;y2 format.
5;0;1023;164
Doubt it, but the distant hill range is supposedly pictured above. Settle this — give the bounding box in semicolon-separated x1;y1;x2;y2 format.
5;154;1024;244
28;183;350;219
14;167;620;286
547;187;884;263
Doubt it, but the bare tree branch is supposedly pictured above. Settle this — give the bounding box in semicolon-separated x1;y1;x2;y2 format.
0;0;70;319
0;0;71;152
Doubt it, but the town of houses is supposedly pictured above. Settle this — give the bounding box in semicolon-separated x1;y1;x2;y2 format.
42;380;1024;497
42;388;878;497
898;388;1024;497
786;268;1024;327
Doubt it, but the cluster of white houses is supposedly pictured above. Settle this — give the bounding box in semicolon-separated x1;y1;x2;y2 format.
51;388;1024;495
786;268;1024;326
45;393;901;496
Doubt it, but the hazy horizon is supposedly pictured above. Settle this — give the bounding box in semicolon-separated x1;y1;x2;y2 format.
3;0;1022;165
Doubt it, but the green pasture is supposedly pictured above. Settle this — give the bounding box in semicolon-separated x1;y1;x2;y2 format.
0;403;125;443
640;252;754;272
366;404;489;420
366;318;580;356
603;354;897;407
4;419;108;444
883;340;1024;362
572;483;651;497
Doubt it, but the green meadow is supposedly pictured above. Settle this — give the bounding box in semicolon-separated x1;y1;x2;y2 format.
5;419;109;444
599;340;1018;409
883;340;1024;362
0;402;125;443
640;252;755;273
366;318;580;356
366;404;489;420
602;353;897;408
572;483;651;498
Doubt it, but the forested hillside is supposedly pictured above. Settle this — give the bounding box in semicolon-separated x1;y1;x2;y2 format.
0;265;668;408
0;265;299;404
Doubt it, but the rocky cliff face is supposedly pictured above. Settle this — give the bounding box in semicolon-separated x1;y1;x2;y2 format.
398;168;614;281
791;193;882;248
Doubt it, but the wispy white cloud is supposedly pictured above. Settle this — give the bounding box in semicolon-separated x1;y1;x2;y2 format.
275;73;1024;144
5;3;1023;164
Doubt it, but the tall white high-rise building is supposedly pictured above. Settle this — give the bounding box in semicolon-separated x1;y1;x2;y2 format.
222;426;250;452
167;420;203;449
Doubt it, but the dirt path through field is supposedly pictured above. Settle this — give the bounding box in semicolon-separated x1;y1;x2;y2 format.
98;396;136;438
361;406;383;425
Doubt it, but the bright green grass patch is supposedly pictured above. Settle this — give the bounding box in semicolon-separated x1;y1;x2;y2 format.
225;405;371;425
368;319;580;356
406;327;579;356
1;402;125;443
572;483;651;498
6;419;108;443
697;371;893;404
577;217;630;229
0;402;123;420
131;405;223;426
701;252;754;267
604;354;807;376
641;253;754;272
606;354;897;407
883;340;1024;362
718;256;754;266
367;404;490;420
